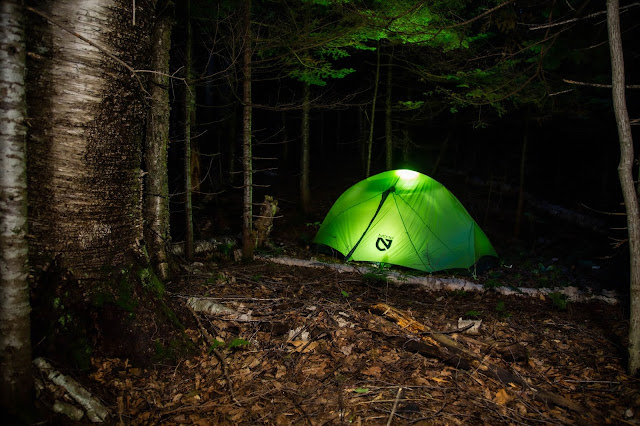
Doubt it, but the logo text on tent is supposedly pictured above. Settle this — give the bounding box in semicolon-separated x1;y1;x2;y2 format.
376;235;393;251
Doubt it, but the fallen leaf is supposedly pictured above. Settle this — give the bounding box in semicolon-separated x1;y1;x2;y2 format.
494;389;512;406
362;366;381;376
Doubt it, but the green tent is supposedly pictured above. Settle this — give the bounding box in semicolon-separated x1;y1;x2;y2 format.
314;170;498;272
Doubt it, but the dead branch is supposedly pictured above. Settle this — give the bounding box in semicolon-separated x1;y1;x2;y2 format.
563;78;640;89
370;303;587;415
187;305;242;406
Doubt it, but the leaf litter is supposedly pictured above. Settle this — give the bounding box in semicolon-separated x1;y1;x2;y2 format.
55;260;640;424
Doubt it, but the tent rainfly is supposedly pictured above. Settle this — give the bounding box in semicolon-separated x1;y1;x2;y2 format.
313;170;498;272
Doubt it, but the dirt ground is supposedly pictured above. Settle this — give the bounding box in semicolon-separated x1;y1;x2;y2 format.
35;253;640;425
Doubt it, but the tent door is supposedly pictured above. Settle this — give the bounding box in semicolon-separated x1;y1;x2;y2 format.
345;186;395;261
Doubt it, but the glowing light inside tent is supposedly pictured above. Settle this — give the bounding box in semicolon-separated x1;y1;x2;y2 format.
395;169;419;180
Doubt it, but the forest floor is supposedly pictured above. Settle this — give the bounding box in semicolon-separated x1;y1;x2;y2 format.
33;169;640;425
43;256;639;425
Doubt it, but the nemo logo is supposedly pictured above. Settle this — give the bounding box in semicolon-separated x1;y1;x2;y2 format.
376;237;392;251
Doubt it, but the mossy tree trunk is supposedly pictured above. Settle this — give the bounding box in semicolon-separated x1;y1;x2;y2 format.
26;0;156;280
0;0;32;418
607;0;640;375
144;0;173;280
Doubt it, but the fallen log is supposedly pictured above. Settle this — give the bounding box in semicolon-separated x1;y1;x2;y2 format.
259;255;619;304
370;303;587;416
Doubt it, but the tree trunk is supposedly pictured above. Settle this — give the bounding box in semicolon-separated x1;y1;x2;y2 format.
365;43;381;178
385;53;393;170
514;114;529;239
144;1;173;280
0;0;33;417
241;0;254;260
606;0;640;375
26;0;155;280
184;0;195;261
300;82;311;214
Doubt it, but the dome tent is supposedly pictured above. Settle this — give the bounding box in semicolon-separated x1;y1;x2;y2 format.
313;170;498;272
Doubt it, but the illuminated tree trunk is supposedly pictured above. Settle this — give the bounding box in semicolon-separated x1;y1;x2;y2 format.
242;0;254;260
607;0;640;375
385;54;393;170
184;0;195;261
0;0;32;417
300;82;311;214
26;0;155;280
144;1;173;279
365;43;381;177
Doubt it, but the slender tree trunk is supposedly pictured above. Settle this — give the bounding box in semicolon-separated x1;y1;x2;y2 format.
242;0;254;260
300;82;311;214
385;53;393;170
0;0;32;417
514;114;529;239
144;1;173;279
281;111;289;165
402;129;410;165
365;43;381;178
26;0;155;280
431;132;450;177
184;0;195;261
607;0;640;375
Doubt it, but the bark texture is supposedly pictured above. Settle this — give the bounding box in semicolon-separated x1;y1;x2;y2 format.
144;1;173;279
385;54;393;170
606;0;640;375
241;0;254;260
0;0;33;416
184;0;194;261
300;82;311;214
26;0;156;281
365;43;381;178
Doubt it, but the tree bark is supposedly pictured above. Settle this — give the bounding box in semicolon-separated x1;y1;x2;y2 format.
300;82;311;214
0;0;33;417
26;0;155;280
606;0;640;375
184;0;195;261
365;43;381;178
514;114;529;239
385;53;393;171
144;0;173;279
242;0;254;260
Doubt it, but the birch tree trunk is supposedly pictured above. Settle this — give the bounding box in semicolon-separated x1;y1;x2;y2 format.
0;0;33;417
26;0;155;280
242;0;254;260
300;82;311;214
144;0;173;280
606;0;640;375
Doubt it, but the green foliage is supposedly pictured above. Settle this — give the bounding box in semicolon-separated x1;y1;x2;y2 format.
341;289;350;298
495;300;511;318
208;338;250;353
548;292;569;311
228;338;250;349
396;100;424;110
464;310;482;318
